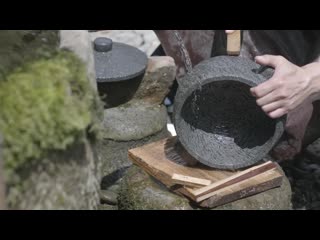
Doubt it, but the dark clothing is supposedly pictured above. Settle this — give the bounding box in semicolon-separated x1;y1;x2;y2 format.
154;30;320;78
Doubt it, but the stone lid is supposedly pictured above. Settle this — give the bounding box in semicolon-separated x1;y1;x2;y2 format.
93;37;148;82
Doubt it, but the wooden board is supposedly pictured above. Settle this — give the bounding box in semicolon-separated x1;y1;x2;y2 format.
128;137;283;208
187;161;277;199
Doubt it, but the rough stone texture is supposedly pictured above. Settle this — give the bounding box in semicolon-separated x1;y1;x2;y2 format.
174;56;285;170
6;140;101;210
60;30;97;90
305;138;320;162
102;102;167;141
118;164;292;210
118;165;192;210
133;56;177;104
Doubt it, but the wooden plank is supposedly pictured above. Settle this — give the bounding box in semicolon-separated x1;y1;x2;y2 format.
187;161;277;198
172;173;211;188
128;137;238;188
179;168;283;206
227;30;241;55
195;168;282;202
128;137;283;208
198;170;283;208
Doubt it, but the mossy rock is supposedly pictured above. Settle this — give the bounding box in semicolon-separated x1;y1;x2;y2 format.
0;51;103;180
0;30;104;209
118;165;193;210
0;30;60;78
6;139;101;210
102;101;168;141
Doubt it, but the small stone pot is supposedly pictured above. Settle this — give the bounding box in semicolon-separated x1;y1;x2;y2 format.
173;56;285;170
93;37;148;109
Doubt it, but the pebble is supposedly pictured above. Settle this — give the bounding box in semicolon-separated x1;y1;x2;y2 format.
99;190;118;205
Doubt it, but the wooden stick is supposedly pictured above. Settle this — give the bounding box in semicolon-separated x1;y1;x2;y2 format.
227;30;241;55
187;161;277;198
172;173;211;188
194;168;281;202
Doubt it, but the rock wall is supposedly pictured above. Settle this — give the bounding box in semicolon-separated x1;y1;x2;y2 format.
0;30;103;209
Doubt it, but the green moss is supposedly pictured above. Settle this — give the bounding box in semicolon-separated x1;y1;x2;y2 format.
0;50;103;176
0;30;60;78
118;166;192;210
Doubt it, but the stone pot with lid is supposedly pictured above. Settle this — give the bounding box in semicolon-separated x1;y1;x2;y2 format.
93;37;148;108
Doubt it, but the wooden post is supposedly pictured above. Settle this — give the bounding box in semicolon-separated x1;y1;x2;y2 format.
0;135;6;210
227;30;241;55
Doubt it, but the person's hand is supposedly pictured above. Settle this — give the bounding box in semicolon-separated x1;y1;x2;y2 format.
250;55;316;119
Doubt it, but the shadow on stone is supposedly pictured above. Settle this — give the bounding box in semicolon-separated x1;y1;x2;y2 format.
98;73;144;109
100;166;130;190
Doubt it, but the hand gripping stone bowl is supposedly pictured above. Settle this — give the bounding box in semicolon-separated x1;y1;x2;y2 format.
173;56;286;170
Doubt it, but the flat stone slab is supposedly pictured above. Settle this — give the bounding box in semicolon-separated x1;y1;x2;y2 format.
102;101;167;141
